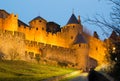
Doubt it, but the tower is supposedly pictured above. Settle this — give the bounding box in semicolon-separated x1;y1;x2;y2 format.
0;10;18;31
29;16;47;31
63;13;83;46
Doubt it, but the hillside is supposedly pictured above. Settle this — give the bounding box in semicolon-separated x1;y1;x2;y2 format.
0;60;75;81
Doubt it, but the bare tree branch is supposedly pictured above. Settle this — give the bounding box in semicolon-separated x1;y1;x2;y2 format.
85;0;120;36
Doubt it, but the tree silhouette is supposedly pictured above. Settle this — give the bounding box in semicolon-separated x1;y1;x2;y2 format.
86;0;120;35
86;0;120;80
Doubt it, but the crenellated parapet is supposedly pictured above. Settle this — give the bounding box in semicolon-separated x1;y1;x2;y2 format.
0;29;25;60
0;29;25;39
3;13;18;31
89;36;107;65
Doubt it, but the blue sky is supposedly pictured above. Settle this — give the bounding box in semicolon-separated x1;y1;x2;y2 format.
0;0;111;39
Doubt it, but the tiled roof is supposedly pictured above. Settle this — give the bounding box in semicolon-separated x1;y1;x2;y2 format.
67;14;79;25
73;33;87;44
18;20;29;27
30;16;46;22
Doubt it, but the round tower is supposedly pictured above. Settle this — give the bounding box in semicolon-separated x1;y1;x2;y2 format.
63;13;83;46
72;33;89;71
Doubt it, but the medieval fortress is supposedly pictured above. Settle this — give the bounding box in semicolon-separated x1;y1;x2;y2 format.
0;9;108;70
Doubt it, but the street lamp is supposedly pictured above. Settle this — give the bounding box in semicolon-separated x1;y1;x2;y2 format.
112;47;116;53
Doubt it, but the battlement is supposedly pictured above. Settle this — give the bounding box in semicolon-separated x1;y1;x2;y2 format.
25;40;70;49
0;29;25;39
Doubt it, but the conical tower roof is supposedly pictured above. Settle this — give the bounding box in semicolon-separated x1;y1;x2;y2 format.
73;34;87;44
67;14;79;25
109;31;118;40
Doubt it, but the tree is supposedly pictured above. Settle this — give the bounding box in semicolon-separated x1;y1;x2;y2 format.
86;0;120;35
9;48;19;60
29;52;34;59
35;54;41;63
108;41;120;80
86;0;120;80
0;52;5;60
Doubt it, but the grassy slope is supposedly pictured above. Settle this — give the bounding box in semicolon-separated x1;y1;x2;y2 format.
0;60;75;81
60;74;80;81
60;71;82;81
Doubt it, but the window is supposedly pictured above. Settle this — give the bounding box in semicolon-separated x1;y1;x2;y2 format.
79;44;81;47
29;28;31;30
96;47;98;51
73;26;75;28
71;36;73;39
42;27;44;30
36;28;38;30
39;20;42;22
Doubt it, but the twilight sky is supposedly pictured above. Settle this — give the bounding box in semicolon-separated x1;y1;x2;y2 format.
0;0;111;39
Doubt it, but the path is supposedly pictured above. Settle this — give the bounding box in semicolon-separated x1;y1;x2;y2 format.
69;73;88;81
69;70;113;81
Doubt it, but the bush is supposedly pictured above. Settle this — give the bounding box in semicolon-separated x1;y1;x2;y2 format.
35;54;40;63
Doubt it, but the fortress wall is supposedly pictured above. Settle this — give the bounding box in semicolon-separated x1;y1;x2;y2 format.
18;24;26;32
89;37;107;65
0;29;25;60
25;40;77;65
25;39;90;69
42;45;76;65
18;20;83;48
0;18;3;29
3;14;18;31
45;32;68;48
0;10;99;70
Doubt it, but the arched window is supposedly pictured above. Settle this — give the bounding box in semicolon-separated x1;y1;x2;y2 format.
39;20;42;22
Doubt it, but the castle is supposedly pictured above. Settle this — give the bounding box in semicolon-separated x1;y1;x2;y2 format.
0;9;108;70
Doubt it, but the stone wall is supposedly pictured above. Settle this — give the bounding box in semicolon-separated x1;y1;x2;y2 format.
0;13;18;31
18;20;83;48
0;10;99;70
24;40;91;69
0;30;25;60
89;36;107;65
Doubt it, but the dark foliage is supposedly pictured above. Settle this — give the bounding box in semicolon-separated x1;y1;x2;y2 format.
86;0;120;36
88;70;110;81
108;42;120;81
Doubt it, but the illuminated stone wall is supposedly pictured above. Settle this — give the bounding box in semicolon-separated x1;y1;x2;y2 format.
18;20;83;48
24;40;90;69
0;30;25;60
89;36;107;65
0;10;106;70
0;13;18;31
